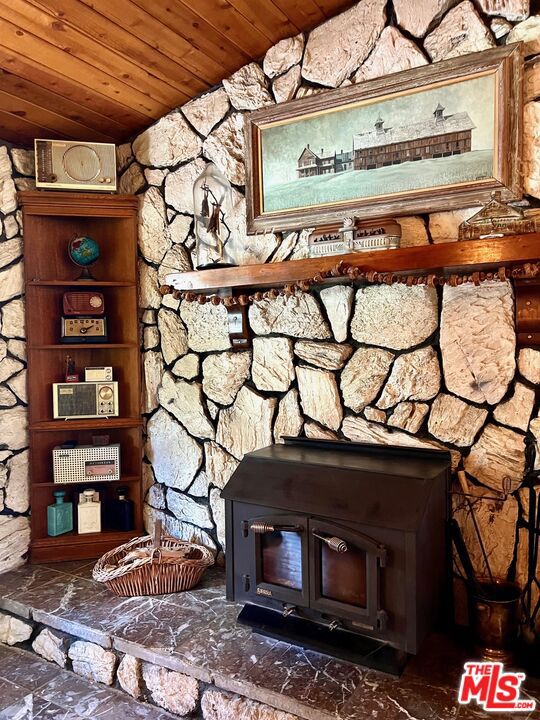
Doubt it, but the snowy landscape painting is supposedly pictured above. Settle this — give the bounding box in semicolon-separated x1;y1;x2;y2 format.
260;73;496;215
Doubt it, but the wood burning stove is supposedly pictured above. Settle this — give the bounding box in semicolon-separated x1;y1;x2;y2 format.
223;438;451;674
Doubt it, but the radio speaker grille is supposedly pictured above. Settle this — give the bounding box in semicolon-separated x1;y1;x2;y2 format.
56;384;95;417
63;145;101;182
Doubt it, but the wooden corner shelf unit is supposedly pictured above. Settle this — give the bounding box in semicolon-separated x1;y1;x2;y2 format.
20;191;143;564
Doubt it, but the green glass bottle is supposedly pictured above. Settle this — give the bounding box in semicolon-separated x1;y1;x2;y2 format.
47;490;73;536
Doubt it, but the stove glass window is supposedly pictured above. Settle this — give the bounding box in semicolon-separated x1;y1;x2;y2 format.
261;530;302;590
321;542;367;607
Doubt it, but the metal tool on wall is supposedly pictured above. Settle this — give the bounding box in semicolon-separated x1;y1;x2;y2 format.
450;518;486;600
456;470;495;585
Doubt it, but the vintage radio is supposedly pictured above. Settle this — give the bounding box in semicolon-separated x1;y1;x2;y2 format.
60;317;108;343
53;444;120;484
63;292;105;317
85;366;113;382
35;139;117;191
52;381;119;419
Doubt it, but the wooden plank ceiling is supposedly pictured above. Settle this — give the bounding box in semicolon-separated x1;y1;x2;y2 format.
0;0;355;146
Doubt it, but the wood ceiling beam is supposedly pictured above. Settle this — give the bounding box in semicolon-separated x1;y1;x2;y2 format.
0;87;116;142
269;0;326;30
1;3;174;116
80;0;235;86
0;0;355;146
0;68;127;141
0;45;148;131
311;0;355;15
226;0;300;42
0;23;161;123
128;0;253;71
0;106;66;145
29;0;213;100
151;0;270;62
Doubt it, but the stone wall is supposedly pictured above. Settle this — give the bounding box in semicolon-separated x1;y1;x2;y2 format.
126;0;540;590
0;144;33;573
0;0;539;578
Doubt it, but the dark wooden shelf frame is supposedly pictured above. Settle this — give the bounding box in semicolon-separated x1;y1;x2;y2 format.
31;530;139;562
166;234;540;293
20;191;143;563
29;280;136;287
33;344;137;351
30;418;143;433
34;477;140;488
32;530;138;547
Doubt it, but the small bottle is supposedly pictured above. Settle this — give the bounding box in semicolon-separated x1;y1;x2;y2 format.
77;489;101;534
110;486;134;532
47;490;73;536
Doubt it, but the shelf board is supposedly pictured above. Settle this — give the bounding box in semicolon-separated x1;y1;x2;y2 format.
166;234;540;293
28;280;135;287
32;476;140;488
19;190;139;216
31;418;143;432
31;343;137;350
31;529;140;548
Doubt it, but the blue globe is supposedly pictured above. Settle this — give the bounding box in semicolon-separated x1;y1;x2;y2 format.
69;236;100;268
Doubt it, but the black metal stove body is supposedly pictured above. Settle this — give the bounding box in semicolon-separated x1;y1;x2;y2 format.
223;438;451;673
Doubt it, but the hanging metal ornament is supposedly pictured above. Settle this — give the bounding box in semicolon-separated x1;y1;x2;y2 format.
193;163;237;270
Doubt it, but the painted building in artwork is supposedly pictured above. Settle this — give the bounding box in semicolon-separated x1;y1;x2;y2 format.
353;105;475;170
297;145;354;178
296;105;475;178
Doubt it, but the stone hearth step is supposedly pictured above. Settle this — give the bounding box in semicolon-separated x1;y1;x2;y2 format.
0;643;179;719
0;560;539;720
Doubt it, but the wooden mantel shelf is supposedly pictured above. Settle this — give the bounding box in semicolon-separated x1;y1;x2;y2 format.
166;234;540;293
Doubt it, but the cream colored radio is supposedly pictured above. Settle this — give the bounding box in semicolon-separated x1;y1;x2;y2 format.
35;139;117;191
52;381;119;419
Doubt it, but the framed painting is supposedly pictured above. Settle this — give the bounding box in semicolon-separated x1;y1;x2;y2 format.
245;44;522;233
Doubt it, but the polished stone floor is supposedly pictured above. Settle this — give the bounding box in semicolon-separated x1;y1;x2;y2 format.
0;644;179;719
1;560;539;720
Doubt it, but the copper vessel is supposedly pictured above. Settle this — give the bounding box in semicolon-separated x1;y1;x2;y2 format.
472;579;521;663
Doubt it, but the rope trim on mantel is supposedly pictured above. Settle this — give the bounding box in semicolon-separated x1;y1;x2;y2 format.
159;260;540;307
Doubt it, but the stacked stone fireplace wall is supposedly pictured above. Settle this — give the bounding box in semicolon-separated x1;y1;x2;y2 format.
129;0;540;600
0;0;540;591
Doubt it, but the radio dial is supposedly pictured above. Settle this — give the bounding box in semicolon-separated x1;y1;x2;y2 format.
89;295;103;308
99;386;114;401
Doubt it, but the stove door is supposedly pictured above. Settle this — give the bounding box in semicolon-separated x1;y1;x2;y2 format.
247;513;309;605
308;519;387;632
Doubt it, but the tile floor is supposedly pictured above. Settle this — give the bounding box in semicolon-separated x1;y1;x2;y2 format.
0;560;539;720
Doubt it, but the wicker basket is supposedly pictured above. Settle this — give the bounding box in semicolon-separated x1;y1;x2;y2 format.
92;520;215;597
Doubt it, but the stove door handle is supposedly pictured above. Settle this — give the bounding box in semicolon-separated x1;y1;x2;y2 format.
312;531;348;553
249;521;303;534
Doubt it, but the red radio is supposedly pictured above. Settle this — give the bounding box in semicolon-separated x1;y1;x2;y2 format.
63;292;105;317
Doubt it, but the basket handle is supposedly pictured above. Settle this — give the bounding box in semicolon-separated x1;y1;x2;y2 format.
153;519;162;551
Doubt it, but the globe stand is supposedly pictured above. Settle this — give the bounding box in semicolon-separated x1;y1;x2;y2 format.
75;265;96;281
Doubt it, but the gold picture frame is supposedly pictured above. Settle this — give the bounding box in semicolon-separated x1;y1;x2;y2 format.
245;44;523;233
